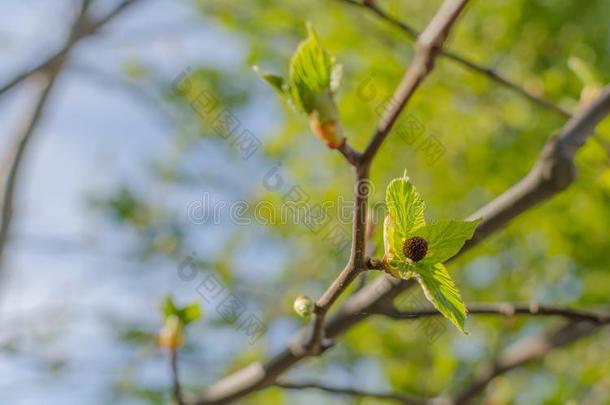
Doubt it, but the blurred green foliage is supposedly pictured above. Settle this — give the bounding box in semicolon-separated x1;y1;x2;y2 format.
99;0;610;403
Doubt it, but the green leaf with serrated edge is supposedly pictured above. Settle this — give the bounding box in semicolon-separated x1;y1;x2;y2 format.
414;263;467;333
395;261;416;280
288;22;337;113
253;66;287;95
413;219;481;265
385;175;426;247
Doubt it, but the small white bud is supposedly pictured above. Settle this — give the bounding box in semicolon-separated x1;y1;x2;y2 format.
293;295;315;318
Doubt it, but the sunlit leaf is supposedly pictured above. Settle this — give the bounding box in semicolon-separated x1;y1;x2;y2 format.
415;219;481;265
414;263;467;333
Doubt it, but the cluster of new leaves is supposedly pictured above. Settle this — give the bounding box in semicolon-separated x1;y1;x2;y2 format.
383;173;480;333
159;295;201;350
257;22;481;334
254;22;345;148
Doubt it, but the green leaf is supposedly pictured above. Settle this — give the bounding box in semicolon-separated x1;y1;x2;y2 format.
288;22;337;113
253;66;287;95
163;295;177;319
385;175;426;246
179;303;202;325
395;261;416;280
162;295;201;325
414;263;467;333
414;219;481;265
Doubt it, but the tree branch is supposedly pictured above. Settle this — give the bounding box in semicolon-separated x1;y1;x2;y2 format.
376;302;610;324
0;0;94;272
193;1;470;403
338;0;568;121
0;0;140;97
454;320;606;404
195;85;610;405
338;0;610;158
0;75;57;272
464;86;610;250
274;380;426;405
302;165;370;354
337;141;362;166
170;348;185;405
360;0;470;165
0;0;142;274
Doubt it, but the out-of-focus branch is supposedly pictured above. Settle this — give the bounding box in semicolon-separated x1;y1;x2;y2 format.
274;380;426;405
454;320;606;404
360;0;470;164
0;0;93;272
464;86;610;249
304;0;469;359
376;302;610;324
337;141;362;166
195;85;610;405
302;166;369;354
0;0;140;97
0;74;58;271
338;0;610;157
0;0;142;274
170;349;185;405
67;63;177;128
336;0;567;120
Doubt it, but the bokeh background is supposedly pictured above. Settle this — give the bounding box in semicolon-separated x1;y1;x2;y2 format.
1;0;609;404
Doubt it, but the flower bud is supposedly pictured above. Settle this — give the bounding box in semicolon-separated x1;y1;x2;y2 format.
293;295;315;317
159;315;184;350
403;236;428;262
307;92;345;149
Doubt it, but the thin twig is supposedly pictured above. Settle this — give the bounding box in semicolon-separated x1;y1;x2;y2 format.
337;141;362;166
274;381;426;405
337;0;567;119
338;0;610;159
377;303;610;324
454;320;605;404
464;86;610;249
0;0;95;273
196;87;610;405
170;349;185;405
0;0;141;276
0;0;140;97
355;215;379;292
360;0;470;164
302;165;369;354
194;1;470;403
0;75;58;272
303;0;469;357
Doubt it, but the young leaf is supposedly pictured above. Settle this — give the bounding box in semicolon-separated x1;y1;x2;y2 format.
288;22;337;113
394;260;416;280
414;263;467;333
253;66;287;95
163;295;177;319
180;303;202;325
414;219;481;265
385;175;426;241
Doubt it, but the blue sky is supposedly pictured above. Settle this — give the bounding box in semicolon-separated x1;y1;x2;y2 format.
0;1;248;403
